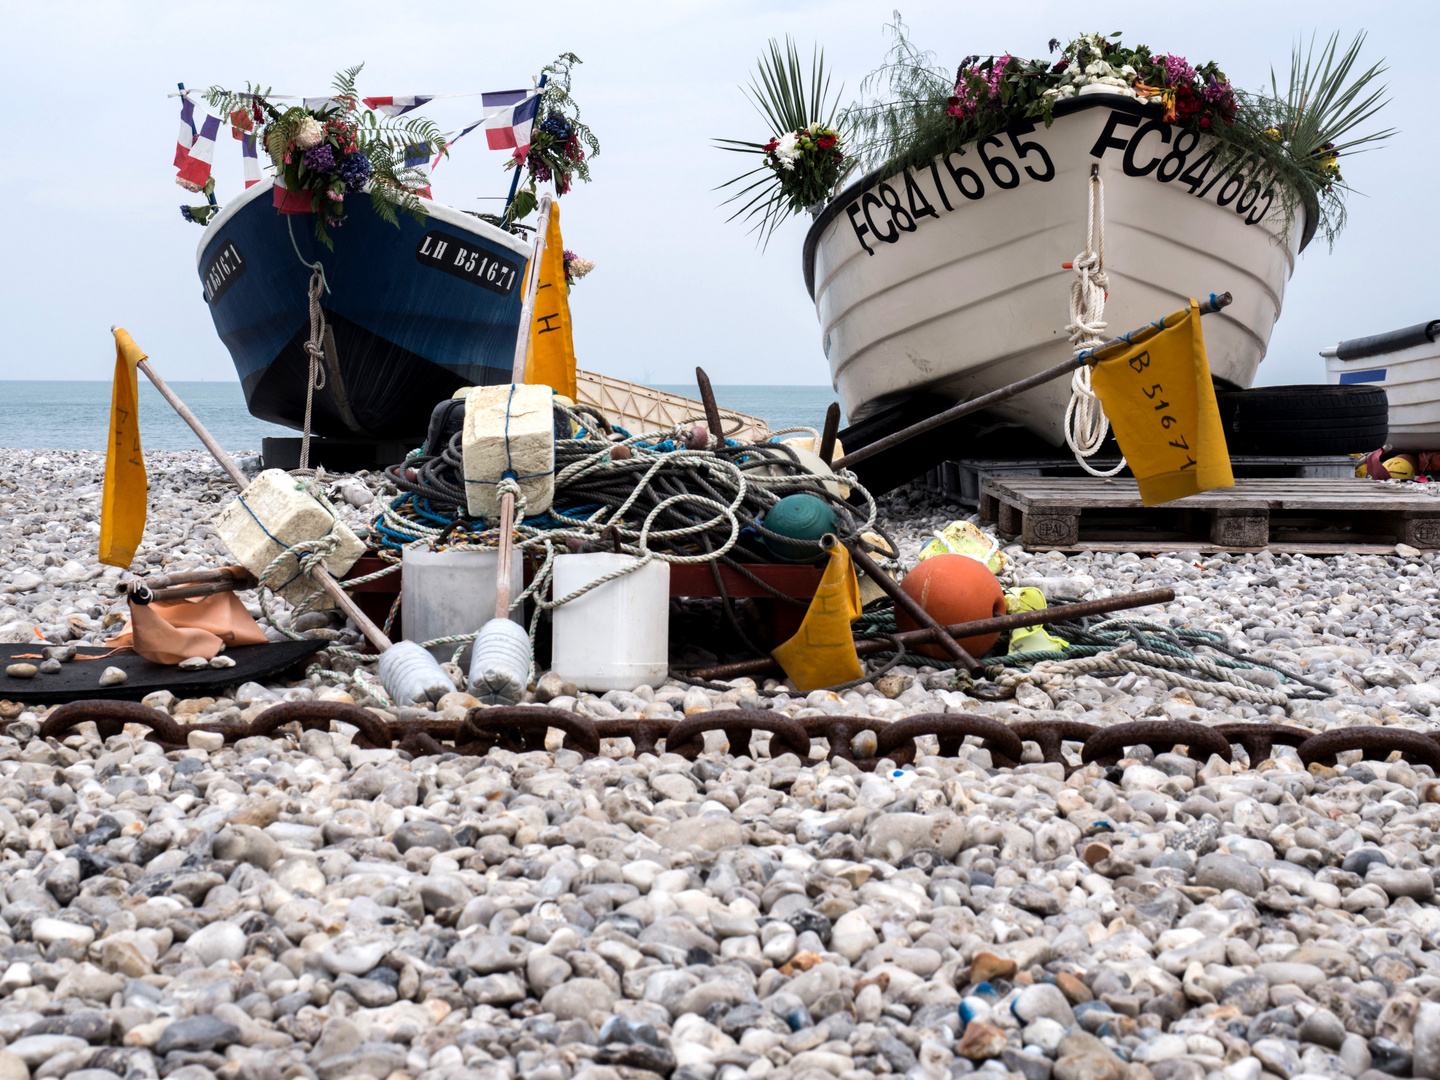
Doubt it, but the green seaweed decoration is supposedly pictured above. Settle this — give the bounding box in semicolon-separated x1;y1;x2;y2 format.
203;64;446;249
714;37;847;248
720;16;1394;248
504;53;601;225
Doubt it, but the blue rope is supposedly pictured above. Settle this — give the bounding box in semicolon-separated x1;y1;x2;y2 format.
1209;292;1219;311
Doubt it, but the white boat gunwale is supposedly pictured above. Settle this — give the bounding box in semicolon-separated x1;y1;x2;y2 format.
801;94;1319;299
194;177;533;270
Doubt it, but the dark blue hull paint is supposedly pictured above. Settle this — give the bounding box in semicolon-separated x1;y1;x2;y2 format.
197;181;528;438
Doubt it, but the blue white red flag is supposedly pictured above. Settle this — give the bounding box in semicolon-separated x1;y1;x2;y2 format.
438;90;540;166
363;95;433;117
175;97;197;168
176;111;221;188
241;131;262;188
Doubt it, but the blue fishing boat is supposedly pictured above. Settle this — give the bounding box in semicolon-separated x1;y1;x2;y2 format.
196;179;533;439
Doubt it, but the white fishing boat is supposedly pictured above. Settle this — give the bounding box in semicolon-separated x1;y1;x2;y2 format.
1322;320;1440;444
804;94;1317;444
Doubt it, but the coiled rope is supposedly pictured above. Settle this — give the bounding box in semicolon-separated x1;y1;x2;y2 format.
1064;167;1126;478
336;403;889;670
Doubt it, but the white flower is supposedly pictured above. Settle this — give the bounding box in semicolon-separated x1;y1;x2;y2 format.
773;132;801;170
1118;64;1137;79
294;116;325;151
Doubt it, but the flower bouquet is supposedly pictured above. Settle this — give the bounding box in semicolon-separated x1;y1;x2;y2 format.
505;54;601;225
202;65;444;247
723;23;1392;246
715;38;848;246
563;250;594;292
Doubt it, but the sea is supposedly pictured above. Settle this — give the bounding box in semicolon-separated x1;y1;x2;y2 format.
0;381;840;453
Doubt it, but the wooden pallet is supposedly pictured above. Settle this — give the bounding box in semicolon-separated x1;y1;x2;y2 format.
980;477;1440;553
921;454;1356;508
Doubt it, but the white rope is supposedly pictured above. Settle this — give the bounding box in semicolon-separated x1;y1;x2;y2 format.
992;642;1290;707
1064;169;1126;478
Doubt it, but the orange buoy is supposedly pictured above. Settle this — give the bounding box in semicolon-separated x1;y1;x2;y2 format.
895;554;1007;660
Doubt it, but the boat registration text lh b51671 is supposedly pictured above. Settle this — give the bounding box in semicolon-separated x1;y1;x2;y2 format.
416;231;522;296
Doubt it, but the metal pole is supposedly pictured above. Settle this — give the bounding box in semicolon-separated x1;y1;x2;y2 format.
834;293;1233;471
683;587;1176;682
695;367;727;449
121;336;394;651
510;194;554;383
818;402;841;466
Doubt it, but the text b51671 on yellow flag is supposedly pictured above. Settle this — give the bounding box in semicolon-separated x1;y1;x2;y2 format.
99;329;149;568
1088;299;1233;506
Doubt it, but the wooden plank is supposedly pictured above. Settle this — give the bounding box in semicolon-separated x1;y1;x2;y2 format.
1036;541;1412;555
982;477;1440;512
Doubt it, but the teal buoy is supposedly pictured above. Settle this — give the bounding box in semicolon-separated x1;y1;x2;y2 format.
763;493;836;563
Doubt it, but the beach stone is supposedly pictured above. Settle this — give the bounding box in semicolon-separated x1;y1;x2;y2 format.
4;1036;87;1068
97;666;127;686
212;825;281;869
1195;853;1264;896
971;952;1018;983
0;1052;27;1080
184;921;245;965
1413;1002;1440;1079
31;918;94;948
543;979;615;1020
1300;1009;1347;1050
1055;1051;1127;1080
393;820;455;853
957;1022;1008;1060
156;1016;242;1054
653;817;743;852
1367;865;1435;901
188;730;224;751
1342;849;1390;876
1016;983;1076;1026
5;664;36;679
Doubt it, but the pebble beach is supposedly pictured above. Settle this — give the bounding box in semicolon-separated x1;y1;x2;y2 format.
3;448;1440;1080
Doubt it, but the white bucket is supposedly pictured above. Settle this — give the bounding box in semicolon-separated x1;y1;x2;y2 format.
551;553;670;692
401;547;524;662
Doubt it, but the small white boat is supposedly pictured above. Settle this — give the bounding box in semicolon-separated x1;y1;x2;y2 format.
805;92;1316;444
1322;320;1440;445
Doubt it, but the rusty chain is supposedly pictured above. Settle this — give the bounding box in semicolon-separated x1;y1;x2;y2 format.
16;700;1440;777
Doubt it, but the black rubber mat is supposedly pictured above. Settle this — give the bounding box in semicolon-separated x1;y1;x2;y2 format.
0;640;326;705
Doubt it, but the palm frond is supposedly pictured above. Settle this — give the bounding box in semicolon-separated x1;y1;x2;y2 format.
714;36;845;247
1268;32;1395;159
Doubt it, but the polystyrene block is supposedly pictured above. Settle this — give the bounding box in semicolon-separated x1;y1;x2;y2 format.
215;470;364;607
463;384;556;518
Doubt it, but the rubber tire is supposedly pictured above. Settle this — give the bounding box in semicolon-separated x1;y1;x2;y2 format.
1216;384;1388;455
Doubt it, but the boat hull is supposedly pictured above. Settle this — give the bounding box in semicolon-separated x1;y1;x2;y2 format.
805;94;1314;445
196;180;533;439
1324;322;1440;444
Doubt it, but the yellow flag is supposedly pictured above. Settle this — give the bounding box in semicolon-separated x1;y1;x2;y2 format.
1089;299;1234;506
99;329;149;568
771;541;863;692
523;203;577;399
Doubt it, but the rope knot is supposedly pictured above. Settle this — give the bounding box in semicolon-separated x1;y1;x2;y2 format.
496;475;527;523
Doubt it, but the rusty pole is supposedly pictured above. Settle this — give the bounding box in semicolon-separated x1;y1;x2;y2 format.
685;587;1176;681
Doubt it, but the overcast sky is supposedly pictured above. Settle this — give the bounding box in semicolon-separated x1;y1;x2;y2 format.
0;0;1432;391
